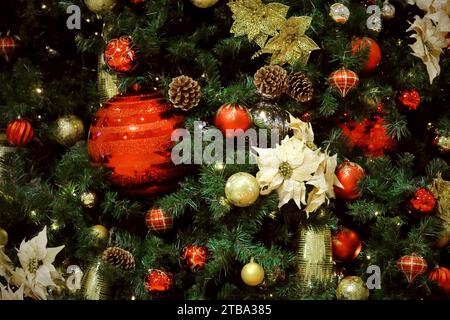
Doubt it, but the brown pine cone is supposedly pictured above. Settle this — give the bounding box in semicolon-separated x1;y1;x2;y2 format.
253;65;287;99
168;75;202;111
287;72;314;103
102;247;135;270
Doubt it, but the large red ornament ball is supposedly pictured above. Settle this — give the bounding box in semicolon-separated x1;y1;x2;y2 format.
87;92;185;196
145;207;174;233
429;267;450;293
104;36;137;73
328;67;359;98
145;269;173;293
398;89;420;110
179;244;208;272
351;37;381;72
332;229;362;262
397;254;427;283
0;34;20;62
334;160;365;201
214;104;252;139
6;119;34;147
409;188;436;214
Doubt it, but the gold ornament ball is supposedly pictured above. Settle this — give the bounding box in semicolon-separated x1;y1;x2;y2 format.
51;115;85;147
190;0;219;8
90;225;109;241
225;172;260;207
0;227;8;246
84;0;117;14
81;191;98;209
241;259;265;286
336;276;369;300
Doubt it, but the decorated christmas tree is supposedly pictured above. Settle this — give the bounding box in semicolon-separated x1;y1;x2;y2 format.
0;0;449;301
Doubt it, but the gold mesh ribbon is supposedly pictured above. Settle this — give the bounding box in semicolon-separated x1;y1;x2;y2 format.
81;259;111;300
297;225;333;291
98;54;119;103
430;173;450;233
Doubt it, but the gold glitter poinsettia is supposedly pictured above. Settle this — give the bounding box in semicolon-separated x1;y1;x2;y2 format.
228;0;289;48
260;16;320;66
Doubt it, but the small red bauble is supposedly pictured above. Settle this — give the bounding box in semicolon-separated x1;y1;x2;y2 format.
397;254;427;283
398;89;420;110
0;34;20;62
334;160;365;201
130;0;145;3
429;267;450;293
332;229;362;262
87;92;185;196
145;207;174;233
179;244;208;272
328;67;359;98
145;269;173;293
104;36;137;73
351;37;381;72
6;119;34;147
409;188;436;214
214;104;252;139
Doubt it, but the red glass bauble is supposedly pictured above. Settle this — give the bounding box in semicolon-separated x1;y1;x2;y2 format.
145;269;173;293
334;160;365;201
6;119;34;147
145;207;174;233
214;104;252;138
429;267;450;293
397;254;427;283
332;229;362;262
398;89;420;110
328;67;359;98
179;244;208;272
0;35;20;62
87;92;185;196
409;188;436;214
104;36;137;73
351;37;381;72
130;0;145;3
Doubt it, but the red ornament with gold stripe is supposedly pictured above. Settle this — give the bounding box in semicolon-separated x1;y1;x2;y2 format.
397;253;427;283
104;36;137;73
179;244;208;272
328;67;359;98
6;119;34;147
0;33;20;62
145;207;174;233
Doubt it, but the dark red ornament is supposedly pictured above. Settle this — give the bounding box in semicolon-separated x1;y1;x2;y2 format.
179;244;208;272
429;267;450;293
332;229;362;262
398;89;420;110
340;116;397;157
145;207;174;233
334;160;365;201
145;269;173;293
214;104;252;139
0;34;20;62
328;67;359;98
350;37;381;72
87;92;185;196
104;36;137;73
409;188;436;214
130;0;145;3
6;119;34;147
397;254;427;283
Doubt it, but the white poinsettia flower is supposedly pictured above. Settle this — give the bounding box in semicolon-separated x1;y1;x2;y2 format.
0;247;14;279
288;114;315;147
0;284;24;300
9;267;54;300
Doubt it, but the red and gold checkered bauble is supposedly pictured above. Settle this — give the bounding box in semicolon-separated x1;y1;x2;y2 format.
6;119;34;147
104;36;137;73
145;208;174;233
180;244;208;272
145;269;173;293
397;254;427;283
329;67;359;98
0;35;20;62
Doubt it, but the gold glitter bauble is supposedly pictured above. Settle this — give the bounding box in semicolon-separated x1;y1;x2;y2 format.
336;276;369;300
51;115;85;147
0;227;8;246
81;191;98;209
84;0;117;14
81;260;111;300
90;225;109;241
225;172;260;207
241;259;265;286
190;0;219;8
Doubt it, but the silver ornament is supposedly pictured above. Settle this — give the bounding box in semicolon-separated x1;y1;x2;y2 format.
81;191;98;209
329;3;350;24
381;1;396;20
250;99;291;142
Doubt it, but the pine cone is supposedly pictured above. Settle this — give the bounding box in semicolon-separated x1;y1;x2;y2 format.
254;65;287;99
287;72;314;103
102;247;135;270
168;75;202;111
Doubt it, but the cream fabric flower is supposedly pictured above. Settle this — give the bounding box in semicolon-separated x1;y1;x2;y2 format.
0;284;24;300
288;114;315;148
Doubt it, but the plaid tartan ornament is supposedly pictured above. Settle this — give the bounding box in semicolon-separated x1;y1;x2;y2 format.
329;67;359;98
145;208;174;233
397;253;428;283
0;33;20;62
